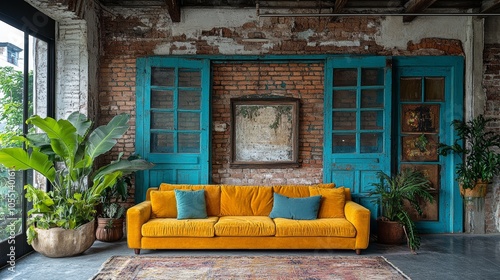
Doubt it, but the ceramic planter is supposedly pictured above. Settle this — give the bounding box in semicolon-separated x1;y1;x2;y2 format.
96;218;124;242
377;219;405;245
31;220;95;258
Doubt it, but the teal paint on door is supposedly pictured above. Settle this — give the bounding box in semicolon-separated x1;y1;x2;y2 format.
135;57;211;202
394;56;464;233
324;56;393;223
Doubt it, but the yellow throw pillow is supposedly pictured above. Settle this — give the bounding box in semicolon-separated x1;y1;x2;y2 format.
309;187;346;218
150;190;177;218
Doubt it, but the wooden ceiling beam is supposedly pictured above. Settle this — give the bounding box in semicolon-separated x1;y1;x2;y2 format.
403;0;438;22
481;0;500;13
165;0;181;22
334;0;349;13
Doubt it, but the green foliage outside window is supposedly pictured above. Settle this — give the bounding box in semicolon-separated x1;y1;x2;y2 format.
0;66;32;241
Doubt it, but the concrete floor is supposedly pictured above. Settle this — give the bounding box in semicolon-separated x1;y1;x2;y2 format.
1;234;499;280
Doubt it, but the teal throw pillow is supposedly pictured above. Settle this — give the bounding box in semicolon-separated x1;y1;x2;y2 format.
174;189;208;219
269;193;321;220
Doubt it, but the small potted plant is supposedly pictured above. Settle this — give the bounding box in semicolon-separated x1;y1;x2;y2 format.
438;115;500;198
369;169;434;254
96;155;138;242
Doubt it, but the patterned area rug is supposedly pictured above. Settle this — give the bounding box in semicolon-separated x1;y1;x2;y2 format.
92;255;410;280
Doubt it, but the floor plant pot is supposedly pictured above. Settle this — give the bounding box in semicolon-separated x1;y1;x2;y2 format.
96;218;124;242
31;220;96;258
377;219;405;245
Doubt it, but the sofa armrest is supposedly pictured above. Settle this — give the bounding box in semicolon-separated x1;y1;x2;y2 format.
344;200;371;249
126;201;152;249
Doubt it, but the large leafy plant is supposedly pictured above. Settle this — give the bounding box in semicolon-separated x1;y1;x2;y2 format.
370;169;433;252
0;112;153;244
439;115;500;190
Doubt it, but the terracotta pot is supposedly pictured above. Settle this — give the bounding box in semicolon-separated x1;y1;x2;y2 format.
96;218;124;242
32;220;95;258
460;180;489;198
377;219;405;245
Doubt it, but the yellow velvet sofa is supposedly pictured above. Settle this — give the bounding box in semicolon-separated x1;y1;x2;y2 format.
127;183;370;255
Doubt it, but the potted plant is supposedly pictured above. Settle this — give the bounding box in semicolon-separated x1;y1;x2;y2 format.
95;155;137;242
0;112;153;257
369;169;434;254
438;115;500;198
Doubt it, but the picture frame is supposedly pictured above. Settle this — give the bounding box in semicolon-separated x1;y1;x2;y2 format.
401;104;440;133
401;134;439;162
230;98;300;168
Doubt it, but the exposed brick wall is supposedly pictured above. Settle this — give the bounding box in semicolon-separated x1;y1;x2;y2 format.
483;44;500;233
99;57;138;165
211;62;324;185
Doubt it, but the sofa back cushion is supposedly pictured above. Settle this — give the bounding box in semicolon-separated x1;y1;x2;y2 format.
158;184;221;216
309;187;346;218
273;183;335;198
150;190;177;218
220;185;273;216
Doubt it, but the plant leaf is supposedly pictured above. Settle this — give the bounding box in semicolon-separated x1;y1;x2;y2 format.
27;115;78;163
93;158;154;181
86;113;129;160
67;112;92;138
0;148;55;182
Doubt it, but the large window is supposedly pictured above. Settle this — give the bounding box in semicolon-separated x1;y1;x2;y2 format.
0;1;55;268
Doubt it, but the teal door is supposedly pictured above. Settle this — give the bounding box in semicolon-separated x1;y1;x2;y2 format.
395;57;464;233
324;56;392;222
135;58;211;202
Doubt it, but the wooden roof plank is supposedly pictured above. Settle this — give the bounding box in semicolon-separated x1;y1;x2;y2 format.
166;0;181;22
334;0;349;13
481;0;500;13
403;0;438;22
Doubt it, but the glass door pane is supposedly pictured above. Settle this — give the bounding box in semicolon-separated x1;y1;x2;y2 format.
0;21;51;258
399;76;445;222
0;23;27;244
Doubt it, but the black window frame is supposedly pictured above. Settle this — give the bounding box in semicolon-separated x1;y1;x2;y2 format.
0;0;56;268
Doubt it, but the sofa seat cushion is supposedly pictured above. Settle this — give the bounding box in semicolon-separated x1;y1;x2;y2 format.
214;216;276;237
142;217;219;237
273;218;356;237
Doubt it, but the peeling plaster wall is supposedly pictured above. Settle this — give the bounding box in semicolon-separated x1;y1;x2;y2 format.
376;16;469;49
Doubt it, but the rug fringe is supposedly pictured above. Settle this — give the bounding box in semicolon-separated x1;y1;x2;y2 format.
91;256;117;280
381;256;412;280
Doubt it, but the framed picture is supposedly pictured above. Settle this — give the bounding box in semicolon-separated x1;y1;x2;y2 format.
401;134;439;162
230;98;300;168
401;104;440;133
400;164;440;192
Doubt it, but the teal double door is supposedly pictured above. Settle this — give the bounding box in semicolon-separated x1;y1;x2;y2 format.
324;56;463;233
136;56;463;233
